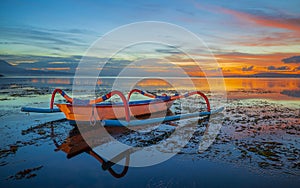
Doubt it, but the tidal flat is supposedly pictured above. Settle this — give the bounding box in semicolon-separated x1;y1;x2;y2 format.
0;77;299;187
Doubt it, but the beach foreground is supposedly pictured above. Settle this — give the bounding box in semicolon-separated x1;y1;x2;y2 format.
0;77;299;187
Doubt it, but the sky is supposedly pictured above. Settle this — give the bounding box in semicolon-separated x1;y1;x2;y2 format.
0;0;300;76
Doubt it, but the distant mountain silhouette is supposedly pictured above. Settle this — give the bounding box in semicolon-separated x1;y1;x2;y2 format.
280;89;300;98
221;72;300;78
1;59;299;78
251;73;300;78
0;59;73;76
0;59;24;74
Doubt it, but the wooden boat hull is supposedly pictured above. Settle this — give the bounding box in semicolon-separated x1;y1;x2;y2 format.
21;89;213;127
56;99;174;122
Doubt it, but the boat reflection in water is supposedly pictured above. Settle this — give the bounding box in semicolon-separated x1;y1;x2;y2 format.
50;106;213;179
50;117;179;178
51;125;134;178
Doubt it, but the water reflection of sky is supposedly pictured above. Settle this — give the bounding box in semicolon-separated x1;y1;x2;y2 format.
1;77;300;187
24;77;299;100
1;77;299;100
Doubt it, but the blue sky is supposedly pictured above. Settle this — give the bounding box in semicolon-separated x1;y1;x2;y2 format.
1;0;300;75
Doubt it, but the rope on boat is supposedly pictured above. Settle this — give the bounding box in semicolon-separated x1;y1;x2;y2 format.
90;106;97;126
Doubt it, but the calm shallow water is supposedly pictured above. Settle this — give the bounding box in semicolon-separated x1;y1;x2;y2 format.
1;77;299;98
0;77;299;187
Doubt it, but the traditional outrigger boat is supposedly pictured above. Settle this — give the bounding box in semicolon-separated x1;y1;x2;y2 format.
21;88;223;126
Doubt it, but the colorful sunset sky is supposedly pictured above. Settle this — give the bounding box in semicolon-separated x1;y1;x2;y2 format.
1;0;300;77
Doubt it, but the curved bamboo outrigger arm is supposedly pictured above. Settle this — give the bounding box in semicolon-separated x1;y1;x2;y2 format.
50;89;131;122
127;89;210;112
127;89;157;101
170;91;211;112
50;88;73;109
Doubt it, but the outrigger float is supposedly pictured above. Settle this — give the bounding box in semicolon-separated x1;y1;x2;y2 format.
21;88;223;127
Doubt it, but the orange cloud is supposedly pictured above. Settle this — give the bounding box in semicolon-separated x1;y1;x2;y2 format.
29;68;42;71
28;67;70;71
46;67;70;71
232;32;300;46
193;3;300;47
166;51;300;76
216;52;298;66
216;7;300;33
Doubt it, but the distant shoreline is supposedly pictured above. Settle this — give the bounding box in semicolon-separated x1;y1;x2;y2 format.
1;75;300;79
2;59;300;78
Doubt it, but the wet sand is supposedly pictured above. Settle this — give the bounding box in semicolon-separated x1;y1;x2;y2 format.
0;77;299;187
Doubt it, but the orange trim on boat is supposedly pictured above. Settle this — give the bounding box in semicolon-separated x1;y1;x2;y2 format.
49;88;211;123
